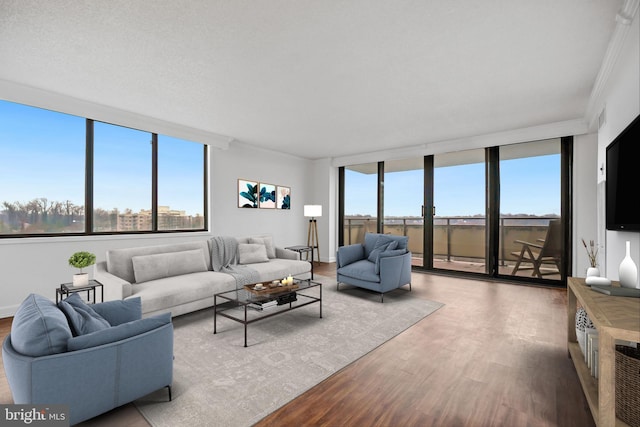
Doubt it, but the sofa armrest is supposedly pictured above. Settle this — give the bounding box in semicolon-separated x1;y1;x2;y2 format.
275;247;298;260
94;262;133;301
337;244;365;268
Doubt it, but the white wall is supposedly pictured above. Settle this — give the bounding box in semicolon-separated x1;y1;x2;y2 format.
209;141;310;245
0;142;312;317
572;133;599;276
595;7;640;283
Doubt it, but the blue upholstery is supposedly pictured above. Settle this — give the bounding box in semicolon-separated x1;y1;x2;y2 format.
2;295;173;425
58;293;111;336
10;294;72;357
337;233;412;302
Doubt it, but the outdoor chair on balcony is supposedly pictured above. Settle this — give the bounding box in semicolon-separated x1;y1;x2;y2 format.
511;219;562;278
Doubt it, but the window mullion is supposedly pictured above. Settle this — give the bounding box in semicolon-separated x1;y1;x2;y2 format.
152;133;158;231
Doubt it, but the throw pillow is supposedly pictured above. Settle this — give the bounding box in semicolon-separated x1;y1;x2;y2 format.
367;239;399;263
375;248;407;274
91;297;142;326
238;243;269;264
10;293;73;357
66;312;171;351
249;236;276;259
58;293;111;336
132;249;208;283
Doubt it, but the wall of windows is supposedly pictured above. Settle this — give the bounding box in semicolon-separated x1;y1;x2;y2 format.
339;138;571;286
0;100;207;237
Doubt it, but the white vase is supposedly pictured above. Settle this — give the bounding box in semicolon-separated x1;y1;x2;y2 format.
586;267;600;277
72;273;89;287
618;241;638;289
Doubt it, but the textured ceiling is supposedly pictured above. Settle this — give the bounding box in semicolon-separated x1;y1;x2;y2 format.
0;1;623;159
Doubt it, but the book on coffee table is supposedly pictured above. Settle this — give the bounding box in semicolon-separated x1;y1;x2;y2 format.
248;299;278;311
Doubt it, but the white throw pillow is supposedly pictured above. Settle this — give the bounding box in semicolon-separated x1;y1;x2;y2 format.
249;236;276;259
238;243;269;264
132;249;208;283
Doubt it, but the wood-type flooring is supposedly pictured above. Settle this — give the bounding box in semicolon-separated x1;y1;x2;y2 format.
0;262;594;426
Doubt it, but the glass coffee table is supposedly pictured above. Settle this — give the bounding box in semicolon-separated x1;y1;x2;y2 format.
213;278;322;347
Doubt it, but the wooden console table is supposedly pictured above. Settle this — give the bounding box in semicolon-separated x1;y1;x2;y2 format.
567;277;640;427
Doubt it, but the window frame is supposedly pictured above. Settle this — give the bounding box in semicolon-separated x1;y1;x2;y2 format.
0;102;208;238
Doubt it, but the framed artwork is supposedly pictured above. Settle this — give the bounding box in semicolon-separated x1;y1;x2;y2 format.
238;179;258;208
259;182;276;209
277;186;291;210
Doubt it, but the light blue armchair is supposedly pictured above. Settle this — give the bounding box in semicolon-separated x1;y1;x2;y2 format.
337;233;412;302
2;294;173;425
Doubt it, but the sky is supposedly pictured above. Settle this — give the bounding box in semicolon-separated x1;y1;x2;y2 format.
345;154;561;217
0;100;204;216
1;99;560;219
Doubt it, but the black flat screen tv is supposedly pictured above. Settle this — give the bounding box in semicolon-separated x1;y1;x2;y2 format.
606;113;640;231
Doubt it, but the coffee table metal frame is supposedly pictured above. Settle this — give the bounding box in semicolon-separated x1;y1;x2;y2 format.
213;278;322;347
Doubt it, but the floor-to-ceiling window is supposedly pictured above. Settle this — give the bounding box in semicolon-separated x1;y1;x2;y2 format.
498;139;563;282
383;158;424;266
343;162;379;245
339;137;571;286
432;149;486;273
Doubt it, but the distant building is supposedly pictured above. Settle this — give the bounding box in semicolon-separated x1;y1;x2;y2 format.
116;206;203;231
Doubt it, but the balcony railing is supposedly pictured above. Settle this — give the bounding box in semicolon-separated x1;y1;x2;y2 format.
344;216;558;273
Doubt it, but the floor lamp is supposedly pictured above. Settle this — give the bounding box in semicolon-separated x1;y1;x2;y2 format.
304;205;322;264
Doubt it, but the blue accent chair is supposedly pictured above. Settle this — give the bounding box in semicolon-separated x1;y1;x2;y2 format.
2;295;173;425
336;233;412;302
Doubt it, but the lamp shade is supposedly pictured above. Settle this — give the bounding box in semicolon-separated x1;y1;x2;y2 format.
304;205;322;218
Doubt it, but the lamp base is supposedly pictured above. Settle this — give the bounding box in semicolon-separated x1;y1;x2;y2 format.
307;218;320;263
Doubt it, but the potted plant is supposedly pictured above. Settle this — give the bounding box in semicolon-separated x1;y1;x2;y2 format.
68;251;96;287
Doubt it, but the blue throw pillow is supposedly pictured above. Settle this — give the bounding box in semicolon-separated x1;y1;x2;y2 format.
375;248;407;274
91;297;142;326
368;239;398;263
58;293;111;336
66;312;171;351
11;294;72;356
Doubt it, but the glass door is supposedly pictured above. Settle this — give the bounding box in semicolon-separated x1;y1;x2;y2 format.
383;158;424;267
432;149;487;273
498;139;562;282
343;163;379;245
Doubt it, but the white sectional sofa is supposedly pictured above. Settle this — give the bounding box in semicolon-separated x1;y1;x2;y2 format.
94;235;311;318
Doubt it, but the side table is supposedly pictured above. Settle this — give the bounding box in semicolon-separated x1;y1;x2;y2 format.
285;245;314;279
56;279;104;304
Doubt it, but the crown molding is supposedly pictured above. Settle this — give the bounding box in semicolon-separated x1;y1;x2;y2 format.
0;79;234;149
584;0;639;130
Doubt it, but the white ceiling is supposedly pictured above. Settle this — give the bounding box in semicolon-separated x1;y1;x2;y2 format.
0;1;626;159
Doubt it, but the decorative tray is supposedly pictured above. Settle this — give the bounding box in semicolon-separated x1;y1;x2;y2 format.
244;282;299;295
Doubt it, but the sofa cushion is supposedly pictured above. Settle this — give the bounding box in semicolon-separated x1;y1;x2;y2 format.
131;272;235;314
375;248;407;274
368;240;398;263
238;243;269;264
58;293;111;336
107;241;211;283
10;294;73;356
66;312;171;351
91;297;142;326
249;236;276;259
132;249;208;283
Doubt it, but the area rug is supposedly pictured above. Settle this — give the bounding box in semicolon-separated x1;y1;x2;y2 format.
135;276;443;427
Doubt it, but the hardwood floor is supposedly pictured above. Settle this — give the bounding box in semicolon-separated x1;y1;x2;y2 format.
0;263;594;426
